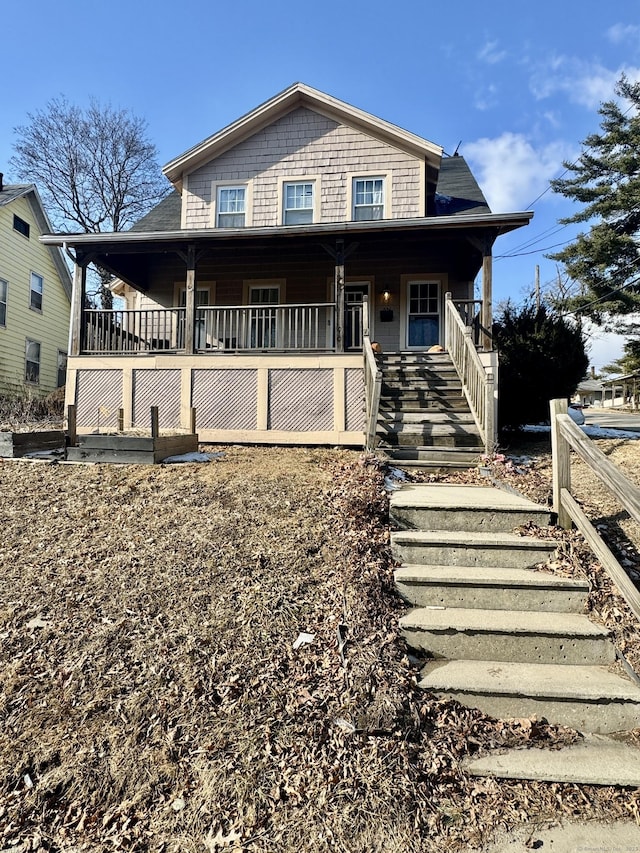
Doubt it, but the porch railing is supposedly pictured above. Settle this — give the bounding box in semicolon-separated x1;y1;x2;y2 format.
82;304;336;354
453;299;483;346
197;304;333;351
444;293;495;454
362;296;382;450
83;308;186;353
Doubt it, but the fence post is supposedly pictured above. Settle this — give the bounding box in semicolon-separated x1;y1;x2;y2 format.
150;406;159;440
66;404;77;447
550;398;571;529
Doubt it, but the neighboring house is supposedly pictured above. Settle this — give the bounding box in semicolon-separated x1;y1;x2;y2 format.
42;84;531;446
574;378;606;408
0;177;72;396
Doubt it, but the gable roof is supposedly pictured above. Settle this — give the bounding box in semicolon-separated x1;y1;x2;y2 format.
1;183;73;301
163;83;443;191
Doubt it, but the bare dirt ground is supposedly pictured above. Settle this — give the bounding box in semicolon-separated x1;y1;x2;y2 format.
0;442;639;852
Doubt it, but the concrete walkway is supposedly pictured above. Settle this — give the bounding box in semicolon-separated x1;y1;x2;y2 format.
474;819;640;851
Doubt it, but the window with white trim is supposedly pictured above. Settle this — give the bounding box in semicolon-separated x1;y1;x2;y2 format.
353;177;384;221
216;186;246;227
30;272;43;311
0;279;7;326
283;181;314;225
25;339;40;384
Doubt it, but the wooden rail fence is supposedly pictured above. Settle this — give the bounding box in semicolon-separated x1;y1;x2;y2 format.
550;397;640;622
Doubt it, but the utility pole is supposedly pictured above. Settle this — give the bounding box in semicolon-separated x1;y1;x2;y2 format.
535;264;540;310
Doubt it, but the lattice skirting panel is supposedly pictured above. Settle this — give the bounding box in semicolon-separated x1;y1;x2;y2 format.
75;370;122;428
133;370;181;429
345;368;365;432
192;369;258;431
269;369;334;431
71;361;365;443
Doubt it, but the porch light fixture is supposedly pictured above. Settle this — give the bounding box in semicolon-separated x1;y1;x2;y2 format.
380;288;392;304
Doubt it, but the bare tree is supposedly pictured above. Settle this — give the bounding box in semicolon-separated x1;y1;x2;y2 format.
11;97;169;306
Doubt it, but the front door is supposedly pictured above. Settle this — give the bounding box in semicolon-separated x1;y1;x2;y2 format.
407;280;440;349
345;283;369;350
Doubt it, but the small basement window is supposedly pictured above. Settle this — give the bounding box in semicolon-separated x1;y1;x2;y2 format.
13;215;30;238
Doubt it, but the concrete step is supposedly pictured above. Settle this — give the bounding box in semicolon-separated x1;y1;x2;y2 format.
400;607;614;665
381;447;483;466
421;660;640;734
390;483;553;531
464;733;640;784
395;565;589;612
391;530;557;568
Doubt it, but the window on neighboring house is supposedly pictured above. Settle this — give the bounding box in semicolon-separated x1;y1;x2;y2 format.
216;186;246;227
0;279;7;326
25;339;40;384
13;215;30;238
283;182;314;225
30;272;43;311
57;351;67;388
353;177;384;221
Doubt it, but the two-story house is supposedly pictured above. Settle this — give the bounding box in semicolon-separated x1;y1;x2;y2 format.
0;179;72;396
41;84;531;452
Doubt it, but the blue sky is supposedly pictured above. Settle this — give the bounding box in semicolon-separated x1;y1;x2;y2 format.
2;0;639;368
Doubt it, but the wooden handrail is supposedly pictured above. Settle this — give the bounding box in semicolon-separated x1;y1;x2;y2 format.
550;398;640;622
445;294;495;454
362;296;382;450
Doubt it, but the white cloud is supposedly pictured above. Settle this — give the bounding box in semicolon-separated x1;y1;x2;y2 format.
529;57;640;109
607;23;640;44
464;133;571;212
474;83;499;111
477;40;506;64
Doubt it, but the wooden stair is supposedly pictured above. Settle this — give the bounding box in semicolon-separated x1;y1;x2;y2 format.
376;352;484;469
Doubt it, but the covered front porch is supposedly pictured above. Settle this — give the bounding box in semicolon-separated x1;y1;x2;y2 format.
43;213;530;446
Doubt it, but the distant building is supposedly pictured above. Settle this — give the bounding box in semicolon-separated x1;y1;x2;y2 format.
0;177;72;395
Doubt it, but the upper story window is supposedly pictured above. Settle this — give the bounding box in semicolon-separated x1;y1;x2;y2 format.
0;279;7;326
353;177;385;221
283;182;314;225
13;215;30;238
217;186;246;227
30;272;43;311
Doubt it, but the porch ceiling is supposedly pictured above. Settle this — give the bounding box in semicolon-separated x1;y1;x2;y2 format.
42;212;532;293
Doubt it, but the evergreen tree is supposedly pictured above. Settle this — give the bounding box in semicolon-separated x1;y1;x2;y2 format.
494;301;589;430
601;338;640;377
550;75;640;327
